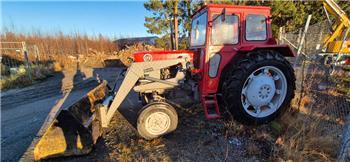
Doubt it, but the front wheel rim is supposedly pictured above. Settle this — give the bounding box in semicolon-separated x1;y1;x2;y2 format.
145;112;171;135
241;66;287;118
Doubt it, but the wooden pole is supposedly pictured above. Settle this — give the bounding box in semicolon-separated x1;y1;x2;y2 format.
279;27;283;44
34;45;40;64
186;0;191;38
296;28;302;45
168;14;174;50
293;15;312;68
22;41;32;81
173;0;179;50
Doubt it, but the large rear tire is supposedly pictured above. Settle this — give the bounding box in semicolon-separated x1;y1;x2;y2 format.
221;50;295;124
137;102;178;140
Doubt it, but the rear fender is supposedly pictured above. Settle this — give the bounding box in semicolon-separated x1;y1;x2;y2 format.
239;44;295;57
218;45;294;92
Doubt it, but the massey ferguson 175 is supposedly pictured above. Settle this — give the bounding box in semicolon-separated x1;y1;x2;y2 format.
33;4;295;160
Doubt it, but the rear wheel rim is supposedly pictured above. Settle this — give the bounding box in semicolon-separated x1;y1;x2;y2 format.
145;112;171;135
241;66;287;118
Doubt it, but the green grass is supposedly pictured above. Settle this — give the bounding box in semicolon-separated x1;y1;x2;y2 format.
336;77;350;99
342;65;350;71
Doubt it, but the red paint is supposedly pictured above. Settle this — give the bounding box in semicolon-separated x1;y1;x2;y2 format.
345;58;350;65
133;50;194;62
132;4;295;119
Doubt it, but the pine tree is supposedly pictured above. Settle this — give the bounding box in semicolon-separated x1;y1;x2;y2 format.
144;0;348;49
144;0;182;49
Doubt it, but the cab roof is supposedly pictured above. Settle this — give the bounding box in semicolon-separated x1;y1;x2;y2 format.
192;4;271;18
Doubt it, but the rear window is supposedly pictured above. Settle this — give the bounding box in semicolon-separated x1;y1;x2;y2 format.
246;14;267;41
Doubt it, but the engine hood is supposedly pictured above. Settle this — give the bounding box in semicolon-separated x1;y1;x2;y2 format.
133;50;194;63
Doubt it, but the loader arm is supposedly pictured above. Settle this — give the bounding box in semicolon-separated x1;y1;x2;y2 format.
99;57;189;128
33;57;189;161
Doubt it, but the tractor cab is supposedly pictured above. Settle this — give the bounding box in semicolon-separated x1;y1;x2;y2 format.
189;4;294;119
190;4;275;93
190;4;274;50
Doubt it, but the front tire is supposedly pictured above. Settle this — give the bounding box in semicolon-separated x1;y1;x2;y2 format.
137;102;178;140
221;50;295;124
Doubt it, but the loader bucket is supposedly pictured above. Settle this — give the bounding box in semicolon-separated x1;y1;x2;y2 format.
33;81;108;160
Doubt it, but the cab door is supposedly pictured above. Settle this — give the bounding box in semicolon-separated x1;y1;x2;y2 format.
201;9;241;95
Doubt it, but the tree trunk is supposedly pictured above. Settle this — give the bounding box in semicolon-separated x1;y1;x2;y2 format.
186;0;192;38
173;0;179;50
169;19;174;50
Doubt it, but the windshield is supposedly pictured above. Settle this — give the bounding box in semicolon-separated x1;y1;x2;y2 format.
190;12;207;47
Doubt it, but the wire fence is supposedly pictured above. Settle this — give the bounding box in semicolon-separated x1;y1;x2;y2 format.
1;42;31;77
280;19;350;161
1;41;55;64
0;41;57;89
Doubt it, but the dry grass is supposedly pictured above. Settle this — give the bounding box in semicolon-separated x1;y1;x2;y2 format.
274;110;339;161
0;63;60;90
220;63;348;161
114;43;163;67
246;141;261;156
271;63;348;161
1;31;164;69
1;31;164;90
1;31;118;69
52;62;63;72
297;95;313;114
1;31;117;57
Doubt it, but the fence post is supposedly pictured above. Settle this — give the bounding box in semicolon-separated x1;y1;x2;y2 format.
34;45;40;64
22;41;32;81
293;15;312;68
293;15;312;111
279;27;283;44
296;28;302;45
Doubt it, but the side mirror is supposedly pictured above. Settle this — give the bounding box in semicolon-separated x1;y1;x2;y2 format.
221;14;226;22
221;8;226;22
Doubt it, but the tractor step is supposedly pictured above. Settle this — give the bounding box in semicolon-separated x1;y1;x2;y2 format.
202;95;221;119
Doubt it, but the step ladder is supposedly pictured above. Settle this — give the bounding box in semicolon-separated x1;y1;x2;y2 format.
202;95;221;119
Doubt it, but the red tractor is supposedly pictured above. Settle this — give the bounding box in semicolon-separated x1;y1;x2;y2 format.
34;4;295;160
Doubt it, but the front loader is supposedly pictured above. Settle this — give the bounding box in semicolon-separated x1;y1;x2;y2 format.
33;4;296;160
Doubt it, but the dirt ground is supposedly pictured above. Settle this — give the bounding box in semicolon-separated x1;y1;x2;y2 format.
2;63;349;161
2;65;275;162
1;66;120;161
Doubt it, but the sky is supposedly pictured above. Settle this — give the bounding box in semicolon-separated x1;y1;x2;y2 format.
1;1;154;39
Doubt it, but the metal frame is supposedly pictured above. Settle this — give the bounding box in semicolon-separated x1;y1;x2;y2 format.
99;58;189;127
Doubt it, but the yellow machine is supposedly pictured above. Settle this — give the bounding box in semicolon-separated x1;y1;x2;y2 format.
322;0;350;54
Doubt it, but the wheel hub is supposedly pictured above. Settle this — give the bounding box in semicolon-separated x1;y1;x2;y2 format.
246;74;276;107
241;66;287;118
145;112;171;135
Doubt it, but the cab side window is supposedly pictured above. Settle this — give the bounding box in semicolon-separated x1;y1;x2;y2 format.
211;14;239;45
246;14;267;41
